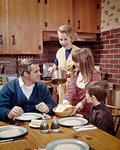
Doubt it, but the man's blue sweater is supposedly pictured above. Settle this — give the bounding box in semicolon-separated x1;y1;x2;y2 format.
0;79;57;121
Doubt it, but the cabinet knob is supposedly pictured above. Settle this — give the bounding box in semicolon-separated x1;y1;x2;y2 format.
78;20;80;29
0;35;3;45
45;22;48;27
12;35;15;45
44;0;47;4
68;19;70;25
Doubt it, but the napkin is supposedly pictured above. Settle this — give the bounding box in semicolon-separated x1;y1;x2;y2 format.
73;124;97;131
41;113;51;119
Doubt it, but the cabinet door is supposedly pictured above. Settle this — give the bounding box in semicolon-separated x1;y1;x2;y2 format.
0;0;6;54
42;0;74;31
8;0;43;54
75;0;101;33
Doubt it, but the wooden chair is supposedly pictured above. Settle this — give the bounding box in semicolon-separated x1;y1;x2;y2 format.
106;104;120;138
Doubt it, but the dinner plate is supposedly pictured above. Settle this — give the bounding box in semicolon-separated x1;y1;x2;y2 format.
15;112;42;121
0;126;27;139
46;139;89;150
29;123;40;129
59;117;88;127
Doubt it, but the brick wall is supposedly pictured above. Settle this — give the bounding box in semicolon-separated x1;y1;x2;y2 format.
92;28;120;89
0;28;120;89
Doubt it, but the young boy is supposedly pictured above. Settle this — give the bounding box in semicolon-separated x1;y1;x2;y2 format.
85;80;115;136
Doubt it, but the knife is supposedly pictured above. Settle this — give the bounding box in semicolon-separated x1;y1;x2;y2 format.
0;137;27;143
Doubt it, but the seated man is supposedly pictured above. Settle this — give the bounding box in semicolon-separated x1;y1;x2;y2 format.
85;80;115;136
0;58;57;121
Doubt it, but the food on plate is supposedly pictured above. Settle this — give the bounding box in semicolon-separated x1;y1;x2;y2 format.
0;128;20;137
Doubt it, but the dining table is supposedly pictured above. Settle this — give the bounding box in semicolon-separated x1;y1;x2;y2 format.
0;115;120;150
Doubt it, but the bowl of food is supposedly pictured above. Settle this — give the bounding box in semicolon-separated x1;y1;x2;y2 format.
53;104;74;117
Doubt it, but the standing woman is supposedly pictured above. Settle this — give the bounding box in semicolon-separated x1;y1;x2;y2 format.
63;48;101;118
49;25;79;104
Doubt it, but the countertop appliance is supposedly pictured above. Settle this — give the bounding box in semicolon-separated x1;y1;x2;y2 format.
42;63;54;80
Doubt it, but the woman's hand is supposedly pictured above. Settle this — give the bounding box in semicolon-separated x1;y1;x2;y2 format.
62;99;70;105
48;64;58;74
66;72;73;78
8;106;24;119
70;106;77;116
70;102;83;116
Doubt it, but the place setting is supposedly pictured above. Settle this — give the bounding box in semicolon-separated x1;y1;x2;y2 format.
0;125;28;143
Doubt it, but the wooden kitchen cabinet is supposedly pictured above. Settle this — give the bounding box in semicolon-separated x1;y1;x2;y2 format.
42;0;100;35
0;0;6;54
0;0;43;55
75;0;101;33
42;0;74;31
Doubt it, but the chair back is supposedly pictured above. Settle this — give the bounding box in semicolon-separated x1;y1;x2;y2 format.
106;104;120;138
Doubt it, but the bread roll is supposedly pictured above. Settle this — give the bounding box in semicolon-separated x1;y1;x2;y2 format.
31;119;42;126
55;104;73;112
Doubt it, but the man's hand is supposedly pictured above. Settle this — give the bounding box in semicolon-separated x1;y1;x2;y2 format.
35;102;49;113
8;106;24;119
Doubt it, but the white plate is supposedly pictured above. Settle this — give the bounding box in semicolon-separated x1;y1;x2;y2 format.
15;112;42;121
46;139;89;150
59;117;88;127
29;123;40;128
0;126;27;139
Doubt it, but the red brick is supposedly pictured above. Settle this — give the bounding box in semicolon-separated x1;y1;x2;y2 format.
109;49;118;53
106;35;114;39
115;84;120;89
110;69;119;74
102;59;109;63
106;55;114;59
114;54;120;58
115;33;120;38
106;64;113;68
102;68;109;72
115;44;120;48
114;74;120;78
102;40;110;44
98;45;104;49
100;36;105;41
110;79;118;83
106;45;114;49
100;64;105;68
110;39;118;44
103;50;110;54
100;55;106;58
114;64;120;69
102;31;110;35
110;59;118;64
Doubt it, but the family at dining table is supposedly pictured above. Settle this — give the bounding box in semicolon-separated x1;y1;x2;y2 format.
0;24;115;136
